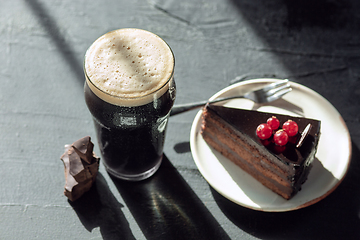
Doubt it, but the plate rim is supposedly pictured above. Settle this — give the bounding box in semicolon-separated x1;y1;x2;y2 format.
190;78;352;212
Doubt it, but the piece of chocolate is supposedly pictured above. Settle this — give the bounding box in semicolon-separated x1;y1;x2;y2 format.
60;136;100;201
72;136;94;164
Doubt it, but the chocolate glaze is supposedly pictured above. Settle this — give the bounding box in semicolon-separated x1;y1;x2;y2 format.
207;105;321;168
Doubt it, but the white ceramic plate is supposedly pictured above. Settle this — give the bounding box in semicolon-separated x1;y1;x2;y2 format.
190;79;352;212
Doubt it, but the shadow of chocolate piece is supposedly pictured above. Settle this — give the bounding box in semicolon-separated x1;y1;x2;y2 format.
69;173;136;240
111;155;231;240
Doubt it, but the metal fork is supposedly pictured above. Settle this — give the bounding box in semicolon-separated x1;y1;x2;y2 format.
170;79;292;116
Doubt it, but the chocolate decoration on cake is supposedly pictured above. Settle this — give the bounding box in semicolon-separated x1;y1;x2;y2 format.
60;136;100;201
296;123;312;148
201;104;321;200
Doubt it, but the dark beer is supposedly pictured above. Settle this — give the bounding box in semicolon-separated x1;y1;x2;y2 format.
84;79;175;179
84;28;175;181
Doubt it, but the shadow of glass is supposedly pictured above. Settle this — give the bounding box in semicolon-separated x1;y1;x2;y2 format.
69;173;136;240
212;141;360;239
110;155;231;240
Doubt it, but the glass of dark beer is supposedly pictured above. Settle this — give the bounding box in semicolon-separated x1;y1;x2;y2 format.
84;28;175;181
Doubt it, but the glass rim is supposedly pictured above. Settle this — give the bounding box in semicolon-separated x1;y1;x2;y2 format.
83;28;175;105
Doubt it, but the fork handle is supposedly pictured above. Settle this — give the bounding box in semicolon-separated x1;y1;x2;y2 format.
170;95;242;116
170;100;208;116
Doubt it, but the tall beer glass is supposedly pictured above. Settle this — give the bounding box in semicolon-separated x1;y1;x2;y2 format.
84;29;176;181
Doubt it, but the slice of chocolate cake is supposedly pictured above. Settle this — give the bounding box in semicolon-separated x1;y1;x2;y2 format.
201;104;321;200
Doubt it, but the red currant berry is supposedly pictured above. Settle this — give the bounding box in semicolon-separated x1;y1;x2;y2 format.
267;116;280;130
273;145;286;154
260;139;271;147
283;120;299;137
273;129;289;146
256;123;273;140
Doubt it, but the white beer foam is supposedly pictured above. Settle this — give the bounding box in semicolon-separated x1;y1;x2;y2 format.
85;28;174;106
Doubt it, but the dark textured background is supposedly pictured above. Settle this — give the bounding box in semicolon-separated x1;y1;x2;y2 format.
0;0;359;239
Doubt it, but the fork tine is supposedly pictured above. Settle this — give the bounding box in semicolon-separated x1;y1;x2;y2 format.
265;87;292;102
260;79;289;92
264;81;291;97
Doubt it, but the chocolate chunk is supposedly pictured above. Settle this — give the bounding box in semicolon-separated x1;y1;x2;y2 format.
72;136;94;164
60;136;100;201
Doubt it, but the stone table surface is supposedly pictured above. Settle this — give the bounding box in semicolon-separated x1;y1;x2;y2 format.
1;0;360;239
